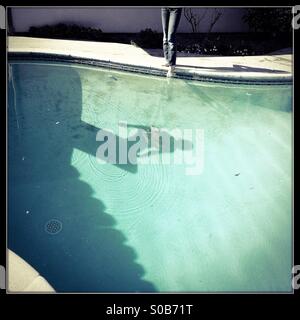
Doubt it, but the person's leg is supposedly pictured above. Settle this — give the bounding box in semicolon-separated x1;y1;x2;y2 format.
161;8;170;65
167;8;182;66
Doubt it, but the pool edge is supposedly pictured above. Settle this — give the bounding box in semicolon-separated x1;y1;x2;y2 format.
8;51;292;86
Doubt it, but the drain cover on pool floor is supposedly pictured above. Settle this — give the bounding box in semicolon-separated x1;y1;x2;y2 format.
45;219;63;235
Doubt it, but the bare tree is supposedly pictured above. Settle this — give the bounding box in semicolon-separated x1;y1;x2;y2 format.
184;8;207;33
207;9;223;33
200;9;223;45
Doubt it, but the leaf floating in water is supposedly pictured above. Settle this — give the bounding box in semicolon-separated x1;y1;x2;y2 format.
55;121;60;125
235;173;240;176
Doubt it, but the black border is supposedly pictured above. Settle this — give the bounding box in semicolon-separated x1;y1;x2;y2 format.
0;27;6;293
1;1;299;315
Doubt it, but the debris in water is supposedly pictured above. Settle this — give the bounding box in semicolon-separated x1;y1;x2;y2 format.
25;210;30;214
235;173;240;176
55;121;60;125
22;156;25;161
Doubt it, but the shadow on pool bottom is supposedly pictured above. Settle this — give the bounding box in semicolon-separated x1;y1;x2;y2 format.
8;168;157;293
8;62;157;292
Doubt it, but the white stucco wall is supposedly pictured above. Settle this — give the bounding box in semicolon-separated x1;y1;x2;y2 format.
11;7;249;33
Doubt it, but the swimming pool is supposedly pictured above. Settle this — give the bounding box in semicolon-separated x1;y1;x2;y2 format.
8;60;292;292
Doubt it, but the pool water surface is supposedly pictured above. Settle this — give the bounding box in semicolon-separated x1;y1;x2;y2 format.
8;61;292;292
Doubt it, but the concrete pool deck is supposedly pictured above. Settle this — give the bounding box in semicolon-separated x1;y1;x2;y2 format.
8;36;292;84
8;250;55;292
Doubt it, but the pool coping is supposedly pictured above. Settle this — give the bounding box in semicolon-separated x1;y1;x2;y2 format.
7;249;55;293
8;37;293;85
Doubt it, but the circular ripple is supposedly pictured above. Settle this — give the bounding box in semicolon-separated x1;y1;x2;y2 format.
87;147;173;217
114;160;171;216
88;154;129;182
45;219;63;235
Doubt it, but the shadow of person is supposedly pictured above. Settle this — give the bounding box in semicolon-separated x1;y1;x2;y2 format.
124;124;193;159
70;122;138;174
139;48;290;74
8;62;156;292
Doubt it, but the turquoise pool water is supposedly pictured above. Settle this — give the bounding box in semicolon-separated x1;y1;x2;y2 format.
8;61;292;292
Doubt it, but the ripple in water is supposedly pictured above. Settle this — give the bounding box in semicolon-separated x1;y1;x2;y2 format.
88;149;172;217
88;153;129;182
